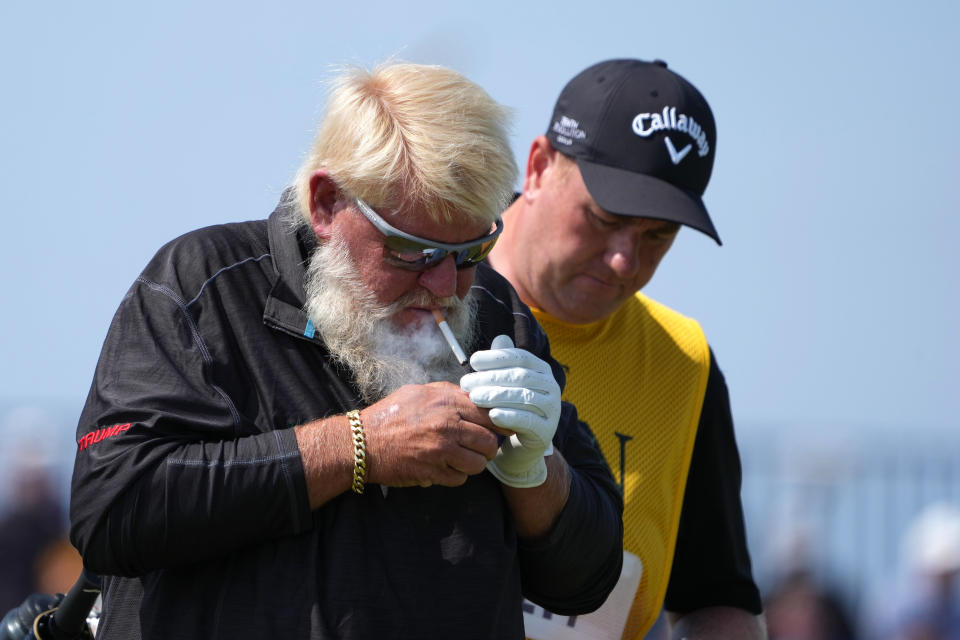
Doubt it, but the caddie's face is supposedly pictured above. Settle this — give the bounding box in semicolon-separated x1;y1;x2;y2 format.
323;198;488;329
520;156;679;324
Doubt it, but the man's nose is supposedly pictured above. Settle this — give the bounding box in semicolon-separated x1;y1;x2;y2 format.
606;232;641;280
417;254;458;298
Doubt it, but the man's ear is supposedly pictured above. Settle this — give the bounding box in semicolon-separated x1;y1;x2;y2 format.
522;135;558;202
308;169;339;240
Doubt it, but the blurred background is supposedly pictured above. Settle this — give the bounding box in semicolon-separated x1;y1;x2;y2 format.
1;1;958;638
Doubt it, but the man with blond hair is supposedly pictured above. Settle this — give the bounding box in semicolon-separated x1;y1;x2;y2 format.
69;62;623;639
489;59;764;639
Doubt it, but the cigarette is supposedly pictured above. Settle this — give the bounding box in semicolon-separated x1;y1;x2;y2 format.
431;309;468;365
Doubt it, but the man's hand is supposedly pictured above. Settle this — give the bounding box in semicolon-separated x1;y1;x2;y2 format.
361;381;500;488
460;334;561;488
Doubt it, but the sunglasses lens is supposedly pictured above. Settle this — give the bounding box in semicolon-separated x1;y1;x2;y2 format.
452;235;499;268
383;239;449;270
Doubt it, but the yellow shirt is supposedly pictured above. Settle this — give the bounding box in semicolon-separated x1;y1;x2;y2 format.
531;292;710;639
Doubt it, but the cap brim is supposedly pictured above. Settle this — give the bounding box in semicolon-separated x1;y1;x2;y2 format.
576;159;722;245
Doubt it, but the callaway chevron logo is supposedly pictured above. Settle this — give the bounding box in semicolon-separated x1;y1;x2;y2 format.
664;137;691;164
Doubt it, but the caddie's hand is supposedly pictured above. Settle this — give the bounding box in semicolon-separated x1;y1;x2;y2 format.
459;334;561;488
360;382;500;488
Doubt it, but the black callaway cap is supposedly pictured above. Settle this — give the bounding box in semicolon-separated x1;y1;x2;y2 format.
546;58;721;245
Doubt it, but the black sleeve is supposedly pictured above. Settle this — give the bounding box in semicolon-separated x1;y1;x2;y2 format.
471;264;624;614
519;404;624;614
663;350;763;615
69;276;313;578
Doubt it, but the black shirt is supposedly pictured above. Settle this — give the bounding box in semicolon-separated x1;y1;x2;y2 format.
69;198;623;639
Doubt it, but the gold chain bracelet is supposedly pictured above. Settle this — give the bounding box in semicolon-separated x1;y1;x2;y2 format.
347;410;367;494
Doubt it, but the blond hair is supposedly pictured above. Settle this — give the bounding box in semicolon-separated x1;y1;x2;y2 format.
294;62;516;226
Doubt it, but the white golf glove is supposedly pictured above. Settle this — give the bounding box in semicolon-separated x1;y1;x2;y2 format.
460;334;561;488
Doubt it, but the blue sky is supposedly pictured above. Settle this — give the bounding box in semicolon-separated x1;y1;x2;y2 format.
1;0;957;444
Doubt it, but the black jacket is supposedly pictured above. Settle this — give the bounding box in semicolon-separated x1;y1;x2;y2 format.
69;198;623;639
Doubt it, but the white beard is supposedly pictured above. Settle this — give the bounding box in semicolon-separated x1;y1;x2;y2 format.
304;235;477;403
